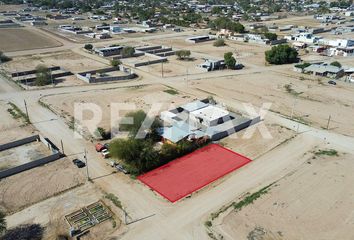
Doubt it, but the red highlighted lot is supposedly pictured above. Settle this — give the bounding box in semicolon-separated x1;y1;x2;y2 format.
138;144;252;202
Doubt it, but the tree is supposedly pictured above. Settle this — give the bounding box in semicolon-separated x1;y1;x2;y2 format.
122;46;135;58
110;59;121;67
94;127;109;140
208;17;245;33
0;211;6;235
213;39;225;47
0;51;11;63
35;65;51;86
264;32;277;41
84;44;93;51
224;52;236;69
175;50;191;60
330;61;342;68
265;45;299;65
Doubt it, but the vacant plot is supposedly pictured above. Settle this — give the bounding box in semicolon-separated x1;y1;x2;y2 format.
41;84;196;137
191;68;354;136
214;149;354;240
138;144;252;202
220;122;295;159
0;141;51;171
0;28;61;52
0;157;85;214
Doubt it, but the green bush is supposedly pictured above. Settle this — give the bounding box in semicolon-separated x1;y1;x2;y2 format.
0;51;12;63
35;65;52;86
122;46;135;58
224;52;236;69
84;44;93;51
265;45;298;65
175;50;191;60
330;61;341;68
110;59;121;67
213;39;225;47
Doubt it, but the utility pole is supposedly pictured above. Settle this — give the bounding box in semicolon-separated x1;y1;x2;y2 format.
326;115;331;130
161;61;164;78
24;99;29;121
84;149;90;181
60;140;64;155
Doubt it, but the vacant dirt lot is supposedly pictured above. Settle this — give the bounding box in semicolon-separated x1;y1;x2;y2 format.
220;123;295;160
41;84;197;137
214;148;354;240
150;37;269;67
0;28;62;52
5;183;120;240
190;68;354;136
0;158;85;214
0;101;37;143
2;50;107;73
0;141;51;171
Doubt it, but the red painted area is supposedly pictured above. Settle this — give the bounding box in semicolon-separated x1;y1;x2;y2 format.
138;144;252;203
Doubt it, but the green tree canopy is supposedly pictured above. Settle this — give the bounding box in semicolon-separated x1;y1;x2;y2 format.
122;46;135;58
330;61;342;68
35;65;51;86
265;45;299;65
224;52;236;69
264;32;278;41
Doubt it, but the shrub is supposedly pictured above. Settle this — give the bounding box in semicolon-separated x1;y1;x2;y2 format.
224;52;236;69
110;59;121;67
35;65;52;86
122;46;135;58
213;39;225;47
175;50;191;60
264;32;277;41
265;45;298;65
84;44;93;51
330;61;341;68
0;51;12;63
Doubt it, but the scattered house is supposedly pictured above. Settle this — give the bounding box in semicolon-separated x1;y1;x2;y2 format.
94;46;123;57
159;99;260;143
328;47;354;56
304;63;345;78
110;25;122;34
185;35;213;43
30;20;47;26
345;11;354;17
198;59;225;71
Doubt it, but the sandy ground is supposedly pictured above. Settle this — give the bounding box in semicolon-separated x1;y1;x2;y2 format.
0;157;85;214
2;50;107;73
41;84;197;135
214;148;354;240
189;67;354;136
0;101;37;143
150;37;269;67
220;122;295;160
0;141;51;170
5;183;120;240
0;28;62;52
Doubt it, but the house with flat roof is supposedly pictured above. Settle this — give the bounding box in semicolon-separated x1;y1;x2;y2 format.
304;63;344;78
159;99;260;143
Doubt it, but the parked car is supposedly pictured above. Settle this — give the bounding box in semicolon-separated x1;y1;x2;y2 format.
95;143;106;152
328;80;337;85
101;149;110;158
115;164;129;174
72;159;86;168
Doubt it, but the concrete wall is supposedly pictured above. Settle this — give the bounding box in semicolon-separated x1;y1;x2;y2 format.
0;153;62;179
11;66;60;77
134;58;167;67
0;134;63;179
0;135;39;151
18;71;73;85
76;67;137;83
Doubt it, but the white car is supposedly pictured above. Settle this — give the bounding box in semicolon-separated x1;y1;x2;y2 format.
101;149;110;158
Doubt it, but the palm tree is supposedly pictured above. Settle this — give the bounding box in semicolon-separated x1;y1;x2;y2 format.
0;211;7;234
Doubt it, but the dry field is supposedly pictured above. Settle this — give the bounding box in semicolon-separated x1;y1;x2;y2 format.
0;141;51;171
0;28;62;52
189;67;354;136
40;84;199;136
220;122;295;159
5;183;119;240
214;148;354;240
0;101;36;143
2;50;107;73
150;37;269;67
137;57;206;77
0;157;85;214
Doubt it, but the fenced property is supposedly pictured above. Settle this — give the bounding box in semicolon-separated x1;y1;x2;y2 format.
138;144;252;202
65;201;112;234
76;66;137;83
0;134;63;179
